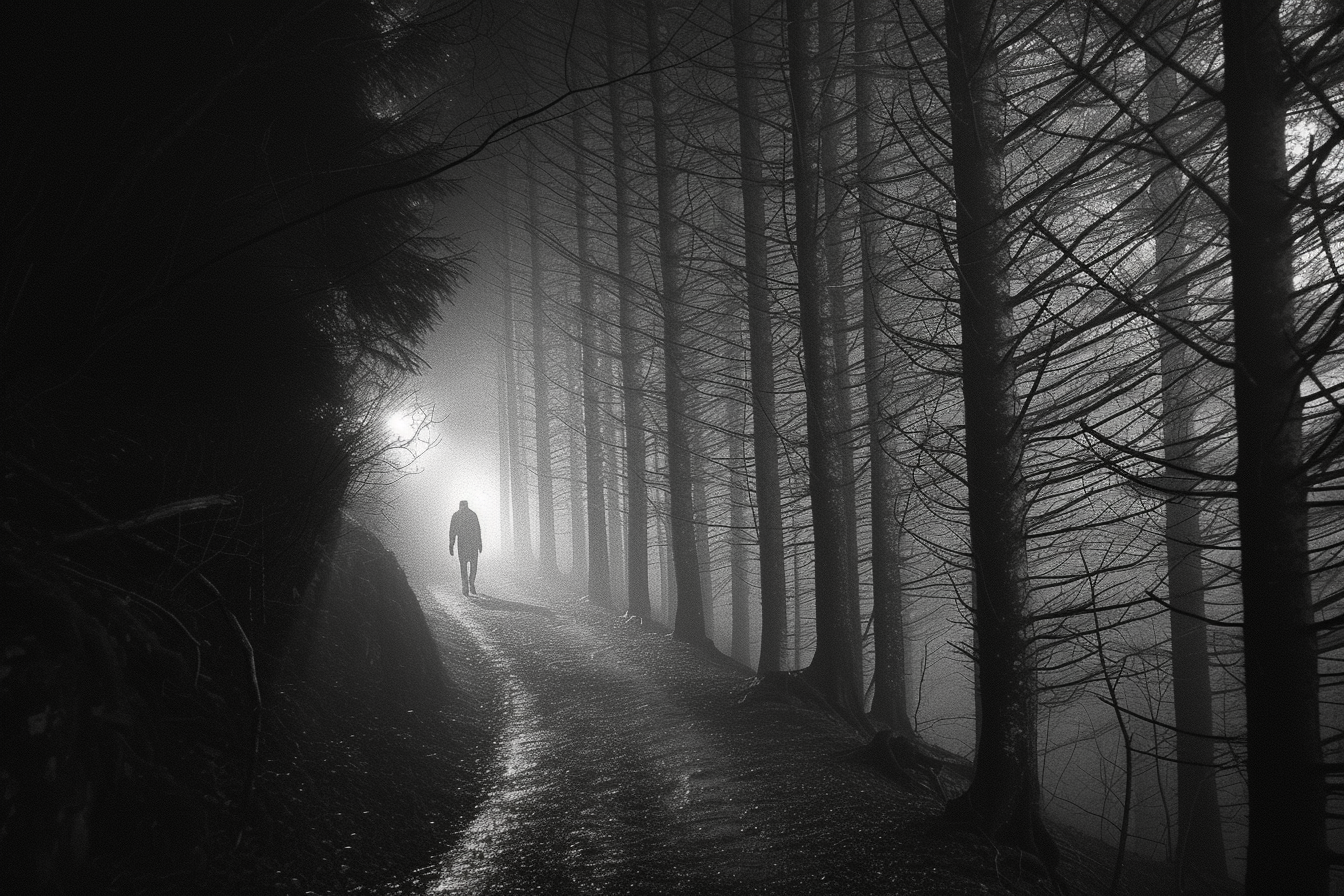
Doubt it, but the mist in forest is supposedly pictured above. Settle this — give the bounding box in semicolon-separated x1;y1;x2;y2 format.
380;1;1344;890
5;0;1341;893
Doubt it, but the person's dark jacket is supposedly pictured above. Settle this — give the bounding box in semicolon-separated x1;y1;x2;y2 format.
449;508;482;557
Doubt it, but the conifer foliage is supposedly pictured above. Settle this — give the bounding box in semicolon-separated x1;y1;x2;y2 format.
2;2;469;887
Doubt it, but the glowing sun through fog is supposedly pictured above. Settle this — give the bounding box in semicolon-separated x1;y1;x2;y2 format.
388;411;418;443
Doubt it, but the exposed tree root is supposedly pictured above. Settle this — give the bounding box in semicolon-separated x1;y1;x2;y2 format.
745;676;975;806
740;670;859;731
946;788;1067;895
800;666;872;733
695;639;755;676
852;729;952;801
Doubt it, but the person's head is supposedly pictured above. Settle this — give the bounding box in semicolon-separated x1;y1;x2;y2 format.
459;500;469;510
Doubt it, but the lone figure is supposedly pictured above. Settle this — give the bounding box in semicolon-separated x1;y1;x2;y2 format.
449;499;483;596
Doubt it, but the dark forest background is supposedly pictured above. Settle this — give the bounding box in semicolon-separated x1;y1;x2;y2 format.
4;0;1344;894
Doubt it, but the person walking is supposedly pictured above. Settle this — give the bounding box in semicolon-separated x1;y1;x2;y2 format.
449;499;483;596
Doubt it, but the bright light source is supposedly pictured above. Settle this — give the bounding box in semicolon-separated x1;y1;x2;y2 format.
388;412;417;442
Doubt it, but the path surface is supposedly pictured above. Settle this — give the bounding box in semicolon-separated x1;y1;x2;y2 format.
403;576;1024;896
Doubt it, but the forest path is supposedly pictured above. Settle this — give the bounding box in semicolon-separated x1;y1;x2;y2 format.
411;574;1016;896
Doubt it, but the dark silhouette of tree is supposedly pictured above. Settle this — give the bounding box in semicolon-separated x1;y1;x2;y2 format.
817;0;864;614
572;109;615;607
729;413;755;665
856;0;914;738
499;166;536;564
527;141;563;577
787;0;867;722
645;0;710;645
565;330;590;582
731;0;790;674
606;2;654;621
1221;0;1325;889
941;0;1058;871
1141;1;1228;882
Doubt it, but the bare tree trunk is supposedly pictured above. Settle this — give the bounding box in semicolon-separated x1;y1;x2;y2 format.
653;442;678;627
527;143;560;577
730;0;788;673
818;0;862;617
646;0;707;645
856;0;912;737
1221;1;1324;890
792;533;804;669
1144;11;1227;884
606;5;651;619
943;0;1055;869
604;358;627;605
500;166;533;563
787;0;865;723
694;474;714;643
729;421;753;666
566;333;588;584
572;111;612;607
657;491;676;626
497;328;513;553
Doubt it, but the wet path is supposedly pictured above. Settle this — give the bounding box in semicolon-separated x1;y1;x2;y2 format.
414;577;1022;896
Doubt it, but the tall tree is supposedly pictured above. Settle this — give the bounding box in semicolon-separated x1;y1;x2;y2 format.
943;0;1056;869
729;418;754;666
527;141;561;577
1145;3;1227;882
565;330;589;582
501;168;535;563
817;0;863;609
856;0;913;736
645;0;709;644
573;110;613;606
1221;0;1325;889
497;327;514;552
787;0;866;720
694;472;715;641
605;1;652;619
730;0;789;673
498;166;535;562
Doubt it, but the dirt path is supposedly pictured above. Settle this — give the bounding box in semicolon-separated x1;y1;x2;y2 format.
410;576;1032;896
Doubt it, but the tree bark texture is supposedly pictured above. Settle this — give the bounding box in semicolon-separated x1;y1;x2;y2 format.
787;0;865;721
497;325;513;553
527;144;560;577
500;166;533;563
730;424;754;666
603;361;627;604
606;5;651;619
646;0;707;645
1145;14;1228;883
694;475;715;642
572;111;613;607
856;0;912;737
566;334;588;583
1221;0;1325;890
943;0;1054;867
731;0;788;673
817;0;863;615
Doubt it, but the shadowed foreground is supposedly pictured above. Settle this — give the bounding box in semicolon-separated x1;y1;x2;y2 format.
405;574;1057;896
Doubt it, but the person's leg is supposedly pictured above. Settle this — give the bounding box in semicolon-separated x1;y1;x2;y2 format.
468;556;478;594
459;556;470;595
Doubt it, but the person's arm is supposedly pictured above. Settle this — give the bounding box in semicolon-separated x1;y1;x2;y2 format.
449;515;457;554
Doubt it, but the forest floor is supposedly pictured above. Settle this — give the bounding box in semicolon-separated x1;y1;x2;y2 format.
386;572;1135;896
196;548;1191;896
